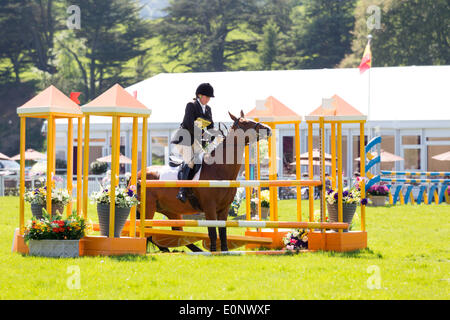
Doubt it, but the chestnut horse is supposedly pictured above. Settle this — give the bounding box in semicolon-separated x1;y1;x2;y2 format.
136;111;271;252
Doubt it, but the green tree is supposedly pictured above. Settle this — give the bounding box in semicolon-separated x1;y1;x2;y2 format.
157;0;262;72
374;0;449;66
0;0;61;82
279;0;357;69
340;0;449;68
253;0;299;34
0;1;31;83
259;19;280;70
60;0;151;100
339;0;393;68
23;0;60;75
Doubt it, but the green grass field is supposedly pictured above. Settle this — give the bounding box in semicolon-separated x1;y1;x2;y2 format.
0;196;449;300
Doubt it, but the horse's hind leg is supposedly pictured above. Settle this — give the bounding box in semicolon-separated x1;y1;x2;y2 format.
170;214;203;252
143;194;170;252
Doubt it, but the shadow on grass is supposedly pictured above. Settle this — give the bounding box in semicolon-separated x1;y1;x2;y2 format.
108;254;157;262
319;247;383;259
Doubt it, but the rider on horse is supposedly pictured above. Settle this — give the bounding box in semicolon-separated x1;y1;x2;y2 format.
171;83;216;203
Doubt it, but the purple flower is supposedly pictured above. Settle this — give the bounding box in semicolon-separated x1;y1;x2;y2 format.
127;189;134;197
361;198;368;205
334;193;338;200
343;190;349;197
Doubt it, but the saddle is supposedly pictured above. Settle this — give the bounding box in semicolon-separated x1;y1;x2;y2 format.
169;155;202;210
169;156;201;177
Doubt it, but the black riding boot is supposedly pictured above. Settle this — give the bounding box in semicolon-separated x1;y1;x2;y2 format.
176;164;191;203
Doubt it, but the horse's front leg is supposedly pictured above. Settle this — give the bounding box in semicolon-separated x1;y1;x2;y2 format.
203;203;218;252
218;227;228;252
207;227;217;252
217;207;229;252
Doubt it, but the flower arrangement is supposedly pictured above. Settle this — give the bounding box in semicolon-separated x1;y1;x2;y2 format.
229;188;245;216
91;185;139;208
283;229;308;251
260;190;270;208
326;186;367;205
90;161;108;175
250;189;271;210
313;210;328;222
24;187;71;206
24;210;86;242
367;184;389;196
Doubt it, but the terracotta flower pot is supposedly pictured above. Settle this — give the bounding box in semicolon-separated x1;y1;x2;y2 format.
327;202;357;232
97;203;131;237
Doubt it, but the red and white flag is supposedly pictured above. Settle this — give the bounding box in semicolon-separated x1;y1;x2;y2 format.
359;40;372;74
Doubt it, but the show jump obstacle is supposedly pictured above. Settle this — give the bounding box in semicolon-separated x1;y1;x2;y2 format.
304;95;368;251
13;84;151;256
381;171;450;205
135;95;368;252
13;89;369;255
12;86;83;255
364;137;450;205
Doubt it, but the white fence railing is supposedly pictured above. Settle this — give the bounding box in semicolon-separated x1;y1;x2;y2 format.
0;175;130;197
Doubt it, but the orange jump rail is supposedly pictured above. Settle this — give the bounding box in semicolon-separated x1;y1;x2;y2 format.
138;219;348;230
143;179;322;188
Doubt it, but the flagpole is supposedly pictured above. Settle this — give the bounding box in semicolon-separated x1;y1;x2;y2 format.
367;34;373;178
358;33;373;177
367;34;372;123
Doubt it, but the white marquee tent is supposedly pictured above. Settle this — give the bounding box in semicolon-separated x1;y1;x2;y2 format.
125;65;450;123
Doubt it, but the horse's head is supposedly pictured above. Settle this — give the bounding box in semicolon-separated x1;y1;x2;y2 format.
228;110;272;145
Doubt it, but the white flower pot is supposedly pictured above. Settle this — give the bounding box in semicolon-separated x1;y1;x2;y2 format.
28;239;79;258
369;195;386;206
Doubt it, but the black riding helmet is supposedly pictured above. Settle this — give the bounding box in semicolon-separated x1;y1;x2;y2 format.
195;83;215;98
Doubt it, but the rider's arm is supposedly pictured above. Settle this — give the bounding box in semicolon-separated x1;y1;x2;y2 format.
181;102;196;135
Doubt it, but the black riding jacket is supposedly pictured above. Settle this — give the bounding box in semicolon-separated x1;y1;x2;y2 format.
172;100;214;147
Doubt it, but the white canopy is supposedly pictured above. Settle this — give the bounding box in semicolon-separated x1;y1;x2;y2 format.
125;65;450;123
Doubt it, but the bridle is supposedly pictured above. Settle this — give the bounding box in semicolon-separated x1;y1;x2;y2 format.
232;117;268;141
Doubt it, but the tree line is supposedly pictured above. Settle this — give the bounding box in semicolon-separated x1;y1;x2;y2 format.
0;0;448;155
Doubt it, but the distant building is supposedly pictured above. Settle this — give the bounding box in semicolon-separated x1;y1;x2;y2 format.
53;65;450;183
